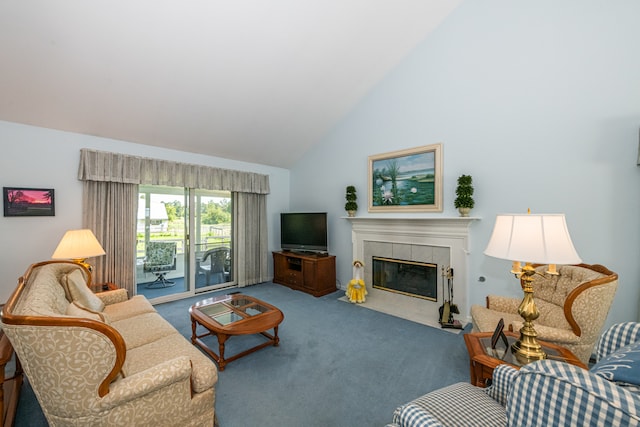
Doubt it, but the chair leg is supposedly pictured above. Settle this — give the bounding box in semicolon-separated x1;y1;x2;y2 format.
145;272;176;288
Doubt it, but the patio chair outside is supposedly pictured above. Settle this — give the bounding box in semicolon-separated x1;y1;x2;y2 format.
143;241;177;288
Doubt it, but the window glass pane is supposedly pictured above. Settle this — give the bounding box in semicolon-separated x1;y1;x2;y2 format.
136;186;188;298
194;189;233;290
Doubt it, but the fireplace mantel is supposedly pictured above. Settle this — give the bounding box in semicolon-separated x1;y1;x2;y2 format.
345;216;479;236
345;216;479;328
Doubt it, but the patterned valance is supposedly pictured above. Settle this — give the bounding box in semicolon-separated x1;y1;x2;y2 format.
77;148;270;194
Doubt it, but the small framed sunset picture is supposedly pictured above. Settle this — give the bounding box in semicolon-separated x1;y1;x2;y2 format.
3;187;55;217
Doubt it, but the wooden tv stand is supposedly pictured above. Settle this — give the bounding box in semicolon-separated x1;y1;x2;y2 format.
272;251;336;297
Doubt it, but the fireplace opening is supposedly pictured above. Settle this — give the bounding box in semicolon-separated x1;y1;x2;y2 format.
372;256;437;301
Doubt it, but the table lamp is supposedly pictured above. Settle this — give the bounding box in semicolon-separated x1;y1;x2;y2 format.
52;229;106;271
484;211;581;363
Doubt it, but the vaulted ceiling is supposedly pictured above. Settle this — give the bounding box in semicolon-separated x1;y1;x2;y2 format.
0;1;461;168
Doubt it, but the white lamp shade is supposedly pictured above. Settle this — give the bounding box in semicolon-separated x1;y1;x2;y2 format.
52;229;106;260
484;214;582;265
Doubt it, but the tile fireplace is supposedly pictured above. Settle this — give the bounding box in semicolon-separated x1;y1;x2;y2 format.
347;217;477;328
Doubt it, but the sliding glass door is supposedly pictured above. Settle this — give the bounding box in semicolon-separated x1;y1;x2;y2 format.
136;185;233;302
136;186;188;300
194;189;233;292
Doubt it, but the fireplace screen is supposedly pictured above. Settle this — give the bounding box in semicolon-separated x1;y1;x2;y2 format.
372;257;437;301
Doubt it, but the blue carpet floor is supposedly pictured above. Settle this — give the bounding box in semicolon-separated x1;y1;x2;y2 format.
14;282;471;427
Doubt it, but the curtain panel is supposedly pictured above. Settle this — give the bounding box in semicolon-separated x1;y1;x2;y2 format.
234;192;269;287
82;181;138;294
78;148;270;194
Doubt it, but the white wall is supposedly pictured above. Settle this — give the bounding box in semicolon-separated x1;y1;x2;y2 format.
290;1;640;328
0;120;290;302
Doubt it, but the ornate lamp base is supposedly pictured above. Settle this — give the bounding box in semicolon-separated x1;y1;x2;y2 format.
512;263;547;364
512;331;547;364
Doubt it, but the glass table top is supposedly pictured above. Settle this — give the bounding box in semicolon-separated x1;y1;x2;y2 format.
196;296;271;326
479;335;565;367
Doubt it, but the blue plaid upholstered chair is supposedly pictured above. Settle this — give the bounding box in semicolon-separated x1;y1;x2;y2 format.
387;322;640;427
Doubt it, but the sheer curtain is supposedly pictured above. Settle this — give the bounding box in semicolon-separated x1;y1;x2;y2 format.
78;148;270;291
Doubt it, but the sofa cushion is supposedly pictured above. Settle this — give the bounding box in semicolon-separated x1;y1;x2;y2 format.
470;305;521;334
19;265;71;316
96;288;129;306
103;295;156;322
65;301;110;323
123;333;218;393
65;269;105;312
591;341;640;392
110;312;179;349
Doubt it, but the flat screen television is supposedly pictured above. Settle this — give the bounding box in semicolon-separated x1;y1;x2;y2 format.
280;212;328;254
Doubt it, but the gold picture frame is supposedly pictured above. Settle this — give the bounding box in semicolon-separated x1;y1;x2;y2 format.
368;143;442;213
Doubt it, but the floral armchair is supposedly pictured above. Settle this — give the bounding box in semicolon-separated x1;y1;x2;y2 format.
470;263;618;364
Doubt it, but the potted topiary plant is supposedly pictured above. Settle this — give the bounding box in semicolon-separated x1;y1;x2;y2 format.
454;175;474;217
345;185;358;217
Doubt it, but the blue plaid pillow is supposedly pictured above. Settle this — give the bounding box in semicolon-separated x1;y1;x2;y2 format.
592;340;640;392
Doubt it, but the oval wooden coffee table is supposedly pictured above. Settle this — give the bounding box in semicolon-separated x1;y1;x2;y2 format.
190;294;284;371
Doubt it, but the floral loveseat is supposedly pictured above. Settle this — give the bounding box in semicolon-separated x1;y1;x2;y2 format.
0;260;218;426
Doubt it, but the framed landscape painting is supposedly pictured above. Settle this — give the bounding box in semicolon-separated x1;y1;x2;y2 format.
368;144;442;213
3;187;55;217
